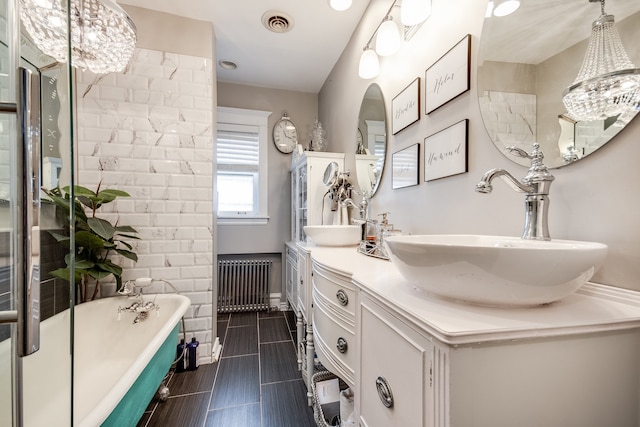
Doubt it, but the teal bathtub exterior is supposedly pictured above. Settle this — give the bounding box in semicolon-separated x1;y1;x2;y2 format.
101;324;179;427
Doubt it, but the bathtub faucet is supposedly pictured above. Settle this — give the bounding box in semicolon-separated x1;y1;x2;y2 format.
117;278;161;323
117;277;153;297
117;278;179;323
117;300;159;323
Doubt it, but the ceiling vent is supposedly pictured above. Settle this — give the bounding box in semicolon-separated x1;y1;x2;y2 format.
262;11;294;33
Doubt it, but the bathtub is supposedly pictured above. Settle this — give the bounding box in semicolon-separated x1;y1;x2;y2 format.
0;293;190;427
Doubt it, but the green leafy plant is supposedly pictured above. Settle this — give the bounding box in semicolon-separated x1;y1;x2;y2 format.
43;183;139;302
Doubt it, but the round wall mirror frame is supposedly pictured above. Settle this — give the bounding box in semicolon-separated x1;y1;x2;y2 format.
355;83;387;197
477;0;640;168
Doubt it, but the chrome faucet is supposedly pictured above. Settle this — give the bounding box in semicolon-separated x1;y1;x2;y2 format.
117;278;160;323
117;300;159;323
475;143;555;240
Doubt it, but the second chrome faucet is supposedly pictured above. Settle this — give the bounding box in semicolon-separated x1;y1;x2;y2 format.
476;143;555;241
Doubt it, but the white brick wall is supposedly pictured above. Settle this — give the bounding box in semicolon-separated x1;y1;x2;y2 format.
76;48;214;363
479;90;537;152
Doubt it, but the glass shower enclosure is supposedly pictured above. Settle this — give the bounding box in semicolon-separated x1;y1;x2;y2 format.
0;0;74;425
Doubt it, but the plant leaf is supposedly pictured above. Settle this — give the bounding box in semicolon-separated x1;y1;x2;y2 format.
116;249;138;262
115;225;138;234
74;259;95;270
77;195;99;210
49;231;71;244
118;240;133;250
50;267;71;282
87;270;113;281
88;217;115;240
98;189;130;204
75;230;106;251
50;267;82;284
73;185;97;196
96;261;122;276
42;192;71;213
116;234;140;240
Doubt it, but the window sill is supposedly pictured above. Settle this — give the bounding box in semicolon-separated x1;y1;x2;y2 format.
217;216;269;226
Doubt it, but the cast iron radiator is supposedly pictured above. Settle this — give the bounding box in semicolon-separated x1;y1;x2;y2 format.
217;258;272;313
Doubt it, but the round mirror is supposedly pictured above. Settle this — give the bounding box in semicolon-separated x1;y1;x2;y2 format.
322;161;339;187
478;0;640;168
355;83;387;196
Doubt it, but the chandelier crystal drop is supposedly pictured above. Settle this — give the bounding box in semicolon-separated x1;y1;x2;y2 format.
562;1;640;122
20;0;137;74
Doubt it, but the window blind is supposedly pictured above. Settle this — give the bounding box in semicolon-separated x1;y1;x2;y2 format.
217;126;259;166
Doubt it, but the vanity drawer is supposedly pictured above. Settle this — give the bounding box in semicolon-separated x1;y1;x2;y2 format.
312;289;355;386
359;295;434;427
312;263;356;318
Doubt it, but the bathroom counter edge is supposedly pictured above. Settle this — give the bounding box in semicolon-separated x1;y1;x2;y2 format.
308;246;640;345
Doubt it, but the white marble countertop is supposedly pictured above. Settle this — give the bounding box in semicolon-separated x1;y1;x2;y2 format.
308;245;640;345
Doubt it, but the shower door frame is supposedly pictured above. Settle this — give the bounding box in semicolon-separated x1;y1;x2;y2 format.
1;0;76;425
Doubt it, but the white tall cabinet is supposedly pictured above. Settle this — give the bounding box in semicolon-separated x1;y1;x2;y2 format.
289;151;345;243
284;151;345;404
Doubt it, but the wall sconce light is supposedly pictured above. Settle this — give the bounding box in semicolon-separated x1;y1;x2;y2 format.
329;0;352;12
359;46;381;79
358;0;431;79
400;0;432;26
375;16;402;57
562;0;640;122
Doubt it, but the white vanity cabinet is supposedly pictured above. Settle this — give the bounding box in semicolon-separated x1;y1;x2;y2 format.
308;247;640;427
311;260;357;387
358;293;436;427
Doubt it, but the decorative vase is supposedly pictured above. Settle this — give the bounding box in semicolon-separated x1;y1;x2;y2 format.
309;119;328;152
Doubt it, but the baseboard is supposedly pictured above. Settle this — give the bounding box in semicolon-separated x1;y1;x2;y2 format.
270;292;282;309
211;337;222;362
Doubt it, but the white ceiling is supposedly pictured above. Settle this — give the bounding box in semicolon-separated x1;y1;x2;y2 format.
481;0;640;65
118;0;372;93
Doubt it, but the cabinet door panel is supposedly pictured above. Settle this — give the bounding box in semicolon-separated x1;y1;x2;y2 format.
359;299;433;427
296;249;309;321
284;246;298;308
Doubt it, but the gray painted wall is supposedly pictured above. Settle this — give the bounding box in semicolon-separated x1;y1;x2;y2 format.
319;0;640;292
216;82;318;297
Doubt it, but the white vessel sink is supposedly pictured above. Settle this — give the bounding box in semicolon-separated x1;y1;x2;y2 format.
304;225;361;247
385;235;608;307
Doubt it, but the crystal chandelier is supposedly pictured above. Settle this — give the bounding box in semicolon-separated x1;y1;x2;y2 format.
562;0;640;122
20;0;137;74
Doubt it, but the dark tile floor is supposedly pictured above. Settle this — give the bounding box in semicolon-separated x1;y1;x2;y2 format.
137;310;316;427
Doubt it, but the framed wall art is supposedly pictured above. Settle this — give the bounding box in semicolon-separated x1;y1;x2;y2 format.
392;77;420;135
424;119;468;181
392;143;420;189
425;34;471;114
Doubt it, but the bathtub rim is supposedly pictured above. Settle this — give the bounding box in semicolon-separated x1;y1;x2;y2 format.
76;293;190;427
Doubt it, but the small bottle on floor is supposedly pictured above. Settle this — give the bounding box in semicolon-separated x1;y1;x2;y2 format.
176;339;187;373
187;337;200;371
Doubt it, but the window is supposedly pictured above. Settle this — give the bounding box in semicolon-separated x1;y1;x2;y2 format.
216;107;271;224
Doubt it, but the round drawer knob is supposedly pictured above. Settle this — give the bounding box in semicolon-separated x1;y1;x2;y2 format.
336;289;349;306
376;376;394;408
336;337;348;353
